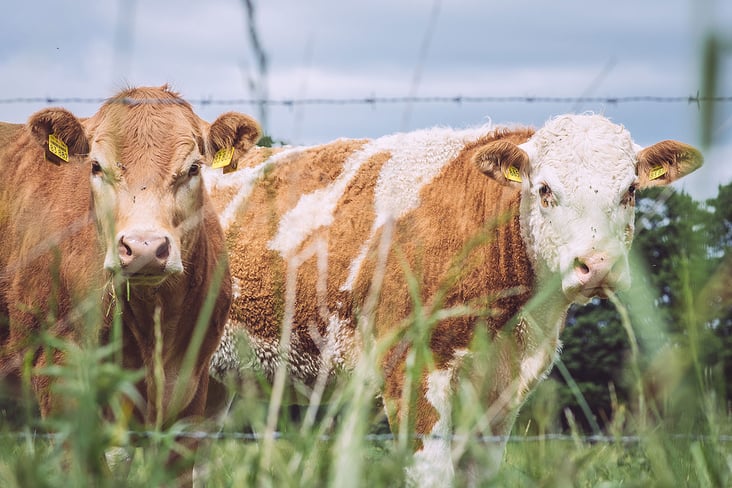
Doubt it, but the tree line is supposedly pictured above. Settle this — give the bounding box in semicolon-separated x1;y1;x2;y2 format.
526;181;732;434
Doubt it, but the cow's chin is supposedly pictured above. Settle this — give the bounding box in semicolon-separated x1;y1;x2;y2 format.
562;284;612;305
579;288;611;305
122;273;170;287
110;269;180;288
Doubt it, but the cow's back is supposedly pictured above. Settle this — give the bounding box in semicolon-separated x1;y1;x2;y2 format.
0;123;24;268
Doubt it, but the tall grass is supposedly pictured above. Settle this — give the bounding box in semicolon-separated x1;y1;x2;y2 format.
0;194;729;486
1;217;728;488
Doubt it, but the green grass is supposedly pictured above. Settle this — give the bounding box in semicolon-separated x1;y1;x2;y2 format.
1;293;730;488
1;211;731;487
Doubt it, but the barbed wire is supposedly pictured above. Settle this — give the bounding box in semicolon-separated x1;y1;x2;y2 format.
0;95;730;107
3;430;732;444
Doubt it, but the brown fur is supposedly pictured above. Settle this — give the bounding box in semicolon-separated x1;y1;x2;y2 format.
214;127;538;435
636;140;703;188
224;140;371;372
353;130;537;433
0;86;260;481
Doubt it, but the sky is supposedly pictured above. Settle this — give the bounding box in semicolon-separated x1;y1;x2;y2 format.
0;0;730;201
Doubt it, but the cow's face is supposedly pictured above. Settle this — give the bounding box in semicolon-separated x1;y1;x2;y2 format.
474;114;702;304
28;87;261;286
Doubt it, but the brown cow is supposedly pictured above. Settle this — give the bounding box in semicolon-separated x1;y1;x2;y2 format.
0;86;260;477
205;114;702;486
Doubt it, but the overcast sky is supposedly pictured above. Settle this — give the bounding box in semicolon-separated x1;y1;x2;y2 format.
1;0;729;200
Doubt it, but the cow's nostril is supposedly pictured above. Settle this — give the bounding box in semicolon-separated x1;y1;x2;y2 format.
574;258;590;275
119;237;132;256
156;237;170;260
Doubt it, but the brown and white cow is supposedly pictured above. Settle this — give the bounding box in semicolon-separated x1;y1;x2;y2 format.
204;114;701;486
0;86;260;471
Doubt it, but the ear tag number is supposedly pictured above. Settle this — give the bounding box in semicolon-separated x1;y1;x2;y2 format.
648;165;667;181
504;165;522;183
212;147;234;169
48;134;69;162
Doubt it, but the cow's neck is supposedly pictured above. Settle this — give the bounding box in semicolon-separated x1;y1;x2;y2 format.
516;196;572;353
116;277;200;422
121;281;187;351
519;282;570;345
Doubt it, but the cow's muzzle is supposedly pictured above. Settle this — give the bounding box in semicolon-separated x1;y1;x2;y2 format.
564;252;631;303
115;230;181;284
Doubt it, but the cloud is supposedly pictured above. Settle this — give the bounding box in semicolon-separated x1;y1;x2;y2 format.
0;0;728;202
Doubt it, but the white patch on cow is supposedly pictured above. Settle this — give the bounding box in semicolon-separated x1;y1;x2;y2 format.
512;310;565;397
407;366;455;488
231;276;241;300
202;146;305;231
266;139;382;257
518;114;637;301
341;125;490;291
317;312;359;371
518;347;550;397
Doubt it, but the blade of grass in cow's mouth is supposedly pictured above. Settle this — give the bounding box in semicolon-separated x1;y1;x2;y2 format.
119;272;171;287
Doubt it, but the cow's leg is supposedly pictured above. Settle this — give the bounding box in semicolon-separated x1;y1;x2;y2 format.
384;362;456;488
409;367;456;487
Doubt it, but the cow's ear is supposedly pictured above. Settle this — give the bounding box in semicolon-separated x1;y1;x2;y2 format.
636;140;703;188
28;108;88;163
472;140;530;187
207;112;262;160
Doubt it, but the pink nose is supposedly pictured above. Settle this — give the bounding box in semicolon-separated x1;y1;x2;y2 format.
118;232;170;275
573;253;613;291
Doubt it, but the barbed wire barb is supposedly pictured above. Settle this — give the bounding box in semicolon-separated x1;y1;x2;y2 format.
0;94;730;107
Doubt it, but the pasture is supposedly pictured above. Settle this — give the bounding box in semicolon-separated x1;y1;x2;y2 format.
0;178;730;487
0;2;730;486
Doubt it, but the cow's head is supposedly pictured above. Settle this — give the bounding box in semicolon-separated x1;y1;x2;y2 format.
28;85;261;286
473;114;702;304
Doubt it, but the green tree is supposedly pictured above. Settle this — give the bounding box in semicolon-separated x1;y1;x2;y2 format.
554;300;630;431
698;182;732;398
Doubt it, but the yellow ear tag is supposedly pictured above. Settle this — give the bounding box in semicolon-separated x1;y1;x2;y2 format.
48;134;69;162
504;165;522;183
648;165;667;181
212;147;235;169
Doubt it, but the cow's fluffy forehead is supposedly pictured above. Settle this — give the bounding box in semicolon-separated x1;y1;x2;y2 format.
527;114;637;190
86;87;205;176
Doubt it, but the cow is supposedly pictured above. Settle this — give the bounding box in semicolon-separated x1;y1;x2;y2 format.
203;114;702;486
0;85;260;480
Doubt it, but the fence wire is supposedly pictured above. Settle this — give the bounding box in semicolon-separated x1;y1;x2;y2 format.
3;430;732;445
0;95;730;107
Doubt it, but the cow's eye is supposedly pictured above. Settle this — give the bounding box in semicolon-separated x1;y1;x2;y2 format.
91;160;103;176
539;184;554;208
622;184;637;207
188;162;201;177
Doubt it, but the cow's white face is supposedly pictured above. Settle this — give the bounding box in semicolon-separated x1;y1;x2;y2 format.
473;114;703;304
519;115;637;303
